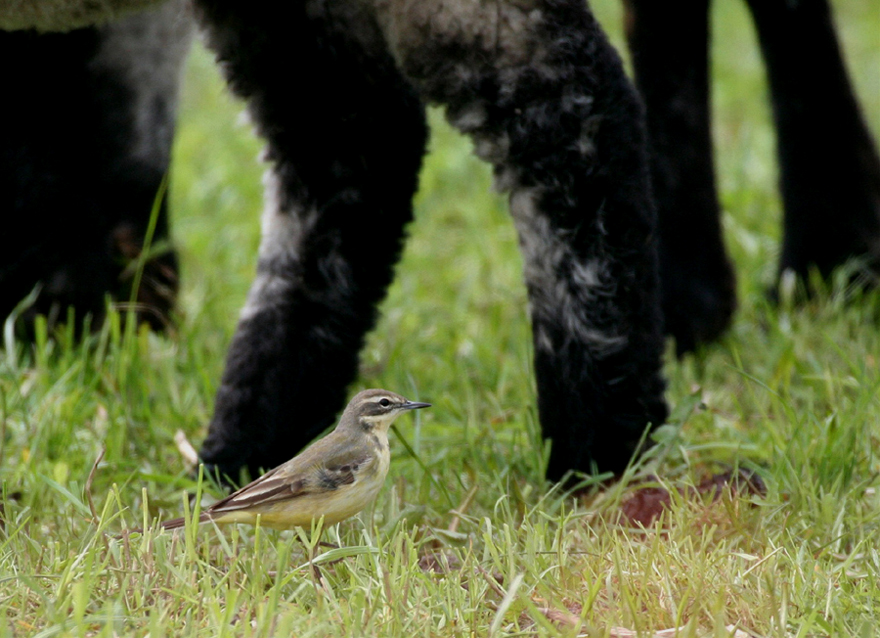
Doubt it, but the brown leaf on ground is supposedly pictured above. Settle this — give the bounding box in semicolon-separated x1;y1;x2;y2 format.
619;485;674;528
608;627;684;637
618;469;766;528
525;600;755;637
418;551;461;574
518;599;584;633
697;469;766;500
608;625;753;638
535;605;581;628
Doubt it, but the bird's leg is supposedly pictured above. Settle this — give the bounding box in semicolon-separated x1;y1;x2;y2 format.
304;539;344;584
307;543;325;585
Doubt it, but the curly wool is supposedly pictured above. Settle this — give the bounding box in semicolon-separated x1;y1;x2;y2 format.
0;0;164;31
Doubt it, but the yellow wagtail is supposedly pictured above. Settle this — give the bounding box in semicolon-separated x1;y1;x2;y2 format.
158;389;430;531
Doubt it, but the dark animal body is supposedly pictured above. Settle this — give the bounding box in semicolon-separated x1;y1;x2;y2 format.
1;0;878;484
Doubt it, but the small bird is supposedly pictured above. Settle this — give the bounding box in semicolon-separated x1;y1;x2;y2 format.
157;389;430;532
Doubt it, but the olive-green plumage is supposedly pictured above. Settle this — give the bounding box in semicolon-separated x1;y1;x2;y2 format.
159;389;430;532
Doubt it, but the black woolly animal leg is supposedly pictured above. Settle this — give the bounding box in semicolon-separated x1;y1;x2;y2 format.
744;0;880;285
0;2;191;334
623;0;736;355
194;1;428;483
375;0;668;480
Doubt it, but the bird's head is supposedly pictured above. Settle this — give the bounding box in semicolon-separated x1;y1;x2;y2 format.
342;389;431;434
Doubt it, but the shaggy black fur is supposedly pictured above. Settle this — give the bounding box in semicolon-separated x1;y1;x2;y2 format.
192;0;667;484
623;0;736;356
625;0;880;354
194;0;431;480
0;6;189;333
2;0;878;485
745;0;880;282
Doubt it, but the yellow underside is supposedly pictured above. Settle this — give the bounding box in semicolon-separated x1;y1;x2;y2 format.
210;482;383;531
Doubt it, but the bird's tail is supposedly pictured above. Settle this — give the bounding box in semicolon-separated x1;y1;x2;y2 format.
160;512;211;531
120;512;210;536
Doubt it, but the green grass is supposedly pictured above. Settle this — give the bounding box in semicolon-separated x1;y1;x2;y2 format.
2;1;880;635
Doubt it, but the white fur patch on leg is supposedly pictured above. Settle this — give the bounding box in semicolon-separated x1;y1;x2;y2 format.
238;170;318;322
510;188;627;357
239;170;356;324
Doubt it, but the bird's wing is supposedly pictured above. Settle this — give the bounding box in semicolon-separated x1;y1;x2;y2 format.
205;444;374;514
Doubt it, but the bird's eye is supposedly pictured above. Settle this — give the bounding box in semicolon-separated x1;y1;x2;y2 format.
379;398;391;407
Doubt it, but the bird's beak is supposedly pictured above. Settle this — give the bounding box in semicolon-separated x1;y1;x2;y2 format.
402;401;431;410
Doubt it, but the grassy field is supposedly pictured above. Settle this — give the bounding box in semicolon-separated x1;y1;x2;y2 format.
2;1;880;635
